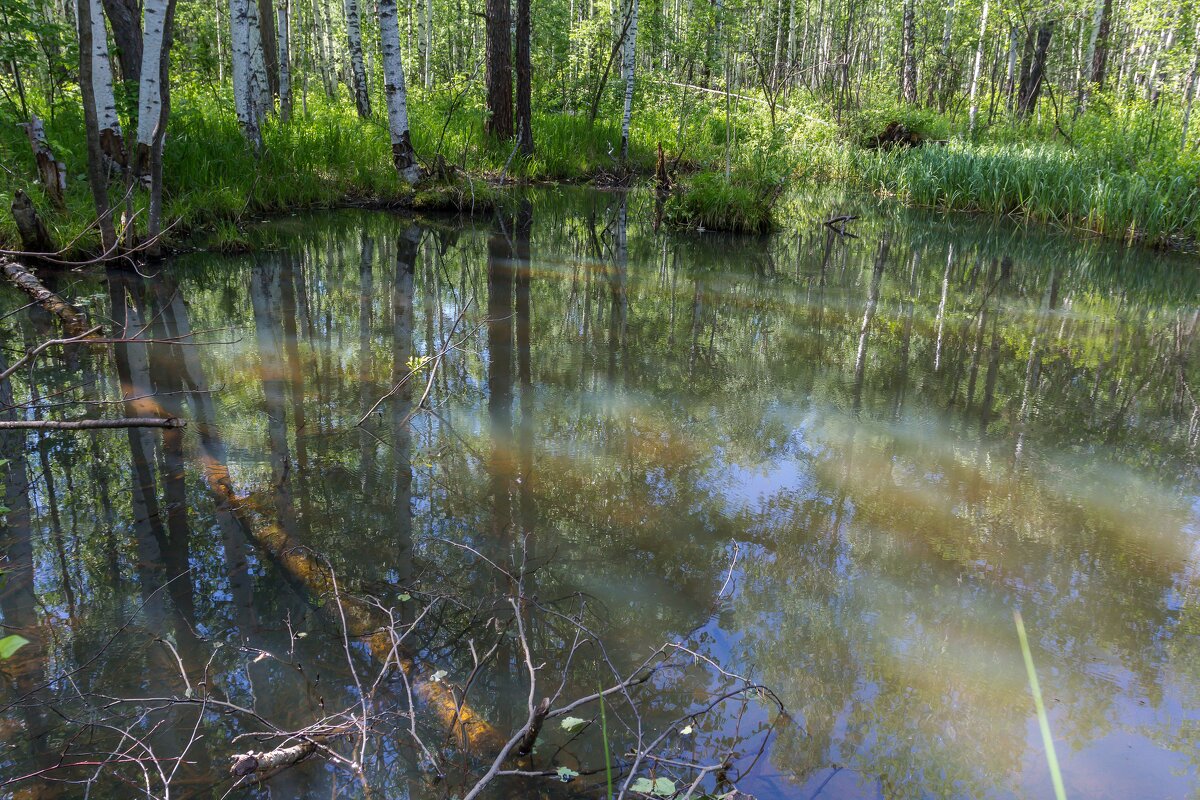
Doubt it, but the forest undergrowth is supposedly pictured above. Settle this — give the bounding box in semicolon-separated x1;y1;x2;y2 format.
3;82;1198;252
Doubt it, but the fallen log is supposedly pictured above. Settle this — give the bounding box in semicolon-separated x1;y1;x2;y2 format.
0;257;92;337
210;482;507;754
229;739;319;786
10;190;56;256
0;418;184;430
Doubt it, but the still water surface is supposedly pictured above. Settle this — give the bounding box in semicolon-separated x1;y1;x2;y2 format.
1;188;1198;798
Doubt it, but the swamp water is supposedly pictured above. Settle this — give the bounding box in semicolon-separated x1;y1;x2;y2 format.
1;188;1198;799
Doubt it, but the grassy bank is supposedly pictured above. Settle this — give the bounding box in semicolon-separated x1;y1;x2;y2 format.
2;85;1198;252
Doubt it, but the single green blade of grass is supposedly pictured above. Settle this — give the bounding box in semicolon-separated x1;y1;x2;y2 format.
1014;609;1068;800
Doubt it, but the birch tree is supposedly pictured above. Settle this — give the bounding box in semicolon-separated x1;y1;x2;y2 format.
378;0;420;182
277;0;292;119
76;0;117;251
84;0;124;166
231;0;269;147
620;0;639;159
344;0;371;117
135;0;178;240
968;0;989;135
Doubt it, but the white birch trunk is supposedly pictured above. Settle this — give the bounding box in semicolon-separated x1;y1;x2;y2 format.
277;0;292;119
619;0;638;159
379;0;420;182
344;0;372;117
423;0;432;89
231;0;266;146
967;0;989;135
1181;21;1200;147
136;0;168;171
84;0;124;165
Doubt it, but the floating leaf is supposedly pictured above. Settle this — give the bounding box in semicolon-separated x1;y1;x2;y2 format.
397;593;412;602
560;716;587;731
555;766;579;782
0;634;29;660
431;669;448;682
631;777;675;796
679;724;693;735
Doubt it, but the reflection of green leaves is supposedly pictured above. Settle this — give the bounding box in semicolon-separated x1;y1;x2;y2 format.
560;716;587;731
631;777;675;796
555;766;579;782
0;634;29;660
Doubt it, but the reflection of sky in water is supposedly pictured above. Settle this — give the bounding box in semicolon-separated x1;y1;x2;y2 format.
2;191;1199;799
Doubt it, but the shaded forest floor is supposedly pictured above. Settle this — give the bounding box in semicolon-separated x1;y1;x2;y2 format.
3;85;1199;255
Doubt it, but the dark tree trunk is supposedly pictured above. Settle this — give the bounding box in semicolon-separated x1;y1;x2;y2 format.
101;0;143;84
259;0;281;97
515;0;532;154
485;0;513;137
1090;0;1113;88
1017;21;1054;118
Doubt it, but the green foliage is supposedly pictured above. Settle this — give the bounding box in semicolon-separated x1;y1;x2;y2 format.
0;634;29;659
665;170;781;234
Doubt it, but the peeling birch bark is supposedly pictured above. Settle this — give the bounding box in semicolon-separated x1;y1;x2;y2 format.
343;0;371;118
620;0;639;159
379;0;421;182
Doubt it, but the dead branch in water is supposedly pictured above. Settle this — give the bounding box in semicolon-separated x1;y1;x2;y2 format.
0;417;185;430
0;257;93;337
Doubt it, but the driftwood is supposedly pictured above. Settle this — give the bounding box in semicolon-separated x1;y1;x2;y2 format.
0;257;91;337
229;739;319;786
10;190;56;255
0;418;184;430
20;117;67;208
824;214;860;238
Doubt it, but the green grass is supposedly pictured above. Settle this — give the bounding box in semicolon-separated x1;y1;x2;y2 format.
2;83;1199;253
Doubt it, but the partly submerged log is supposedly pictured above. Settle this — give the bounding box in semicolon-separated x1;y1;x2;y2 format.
229;739;319;786
10;190;57;256
0;418;184;430
0;258;92;337
199;472;506;753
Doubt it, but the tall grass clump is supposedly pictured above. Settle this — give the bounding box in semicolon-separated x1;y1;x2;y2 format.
665;170;782;234
852;139;1200;247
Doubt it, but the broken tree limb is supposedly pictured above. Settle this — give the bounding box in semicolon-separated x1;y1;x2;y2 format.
20;117;67;208
10;190;56;256
0;257;92;337
229;739;319;786
0;417;185;430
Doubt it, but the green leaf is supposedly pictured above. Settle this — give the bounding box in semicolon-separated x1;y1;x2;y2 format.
0;634;29;660
631;777;676;796
430;669;448;682
679;724;693;735
560;716;587;731
555;766;579;782
397;593;412;602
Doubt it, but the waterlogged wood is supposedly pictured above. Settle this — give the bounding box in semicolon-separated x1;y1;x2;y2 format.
0;259;91;337
0;418;185;430
9;190;56;255
229;739;318;785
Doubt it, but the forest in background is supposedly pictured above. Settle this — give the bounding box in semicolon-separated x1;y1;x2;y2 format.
2;0;1200;250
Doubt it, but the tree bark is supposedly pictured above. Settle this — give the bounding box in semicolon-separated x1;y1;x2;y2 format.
277;0;292;119
9;190;57;255
136;0;178;243
86;0;126;166
1017;21;1054;119
968;0;989;133
1;258;92;337
620;0;639;158
258;0;280;97
900;0;916;103
100;0;143;83
73;0;118;251
484;0;513;137
379;0;421;182
343;0;372;117
22;117;67;209
231;0;269;146
0;418;185;430
515;0;533;155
